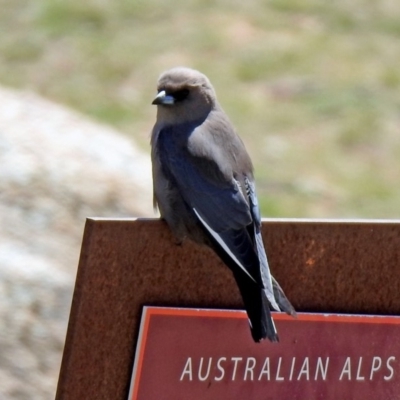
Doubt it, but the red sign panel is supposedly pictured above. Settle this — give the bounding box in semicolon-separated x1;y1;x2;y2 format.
128;307;400;399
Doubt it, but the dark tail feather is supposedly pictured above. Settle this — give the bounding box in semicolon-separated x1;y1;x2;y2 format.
232;270;279;343
199;224;282;342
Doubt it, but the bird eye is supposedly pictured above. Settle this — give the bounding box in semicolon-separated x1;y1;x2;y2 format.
172;89;190;102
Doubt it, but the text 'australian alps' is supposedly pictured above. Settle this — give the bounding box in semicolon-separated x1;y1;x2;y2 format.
180;355;396;383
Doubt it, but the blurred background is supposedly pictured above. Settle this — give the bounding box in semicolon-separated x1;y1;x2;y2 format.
1;0;399;399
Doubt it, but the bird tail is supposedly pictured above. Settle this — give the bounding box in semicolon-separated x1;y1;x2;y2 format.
198;223;291;342
232;269;279;343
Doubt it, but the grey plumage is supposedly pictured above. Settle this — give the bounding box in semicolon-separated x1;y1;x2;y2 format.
150;67;296;342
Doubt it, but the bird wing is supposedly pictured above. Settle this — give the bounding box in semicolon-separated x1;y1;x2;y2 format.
157;122;252;230
157;122;265;285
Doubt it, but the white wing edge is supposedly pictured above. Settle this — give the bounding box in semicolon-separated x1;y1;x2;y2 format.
193;208;256;283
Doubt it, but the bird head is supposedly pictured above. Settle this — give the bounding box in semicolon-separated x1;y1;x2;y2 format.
152;67;217;124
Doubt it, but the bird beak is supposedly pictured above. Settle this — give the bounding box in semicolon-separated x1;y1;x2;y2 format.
152;90;175;105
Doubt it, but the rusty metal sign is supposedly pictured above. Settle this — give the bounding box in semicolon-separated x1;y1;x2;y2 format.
55;219;400;400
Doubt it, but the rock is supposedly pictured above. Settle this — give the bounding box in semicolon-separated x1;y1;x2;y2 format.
0;86;154;400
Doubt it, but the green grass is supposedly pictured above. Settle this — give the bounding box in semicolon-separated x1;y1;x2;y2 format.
1;0;400;218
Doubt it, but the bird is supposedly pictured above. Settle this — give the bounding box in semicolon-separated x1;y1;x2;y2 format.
150;67;296;342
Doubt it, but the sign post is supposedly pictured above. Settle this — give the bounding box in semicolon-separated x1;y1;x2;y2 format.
55;218;400;399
